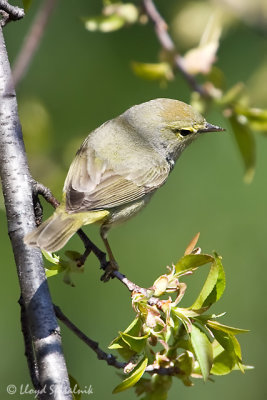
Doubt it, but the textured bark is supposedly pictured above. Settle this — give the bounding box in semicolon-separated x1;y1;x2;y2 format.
0;25;71;399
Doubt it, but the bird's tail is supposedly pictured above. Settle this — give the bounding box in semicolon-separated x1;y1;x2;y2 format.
24;210;84;252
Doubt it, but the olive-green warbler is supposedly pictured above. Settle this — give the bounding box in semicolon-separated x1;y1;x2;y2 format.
25;98;223;266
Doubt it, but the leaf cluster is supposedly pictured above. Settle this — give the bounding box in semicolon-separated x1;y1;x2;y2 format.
108;238;251;397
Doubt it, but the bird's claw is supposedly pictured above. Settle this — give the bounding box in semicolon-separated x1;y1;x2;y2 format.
101;260;119;282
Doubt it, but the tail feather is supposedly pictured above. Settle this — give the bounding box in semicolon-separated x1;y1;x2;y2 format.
24;211;83;252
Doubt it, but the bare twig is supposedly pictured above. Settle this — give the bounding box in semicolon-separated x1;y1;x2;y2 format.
0;0;24;26
142;0;207;96
54;305;125;369
12;0;57;87
54;305;182;377
33;180;60;208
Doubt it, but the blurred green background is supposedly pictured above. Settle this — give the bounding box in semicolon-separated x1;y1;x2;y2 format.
1;0;267;399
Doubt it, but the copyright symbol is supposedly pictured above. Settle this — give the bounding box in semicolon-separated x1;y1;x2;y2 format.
7;385;17;395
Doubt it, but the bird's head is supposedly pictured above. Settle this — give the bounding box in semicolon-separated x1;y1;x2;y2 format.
123;98;224;159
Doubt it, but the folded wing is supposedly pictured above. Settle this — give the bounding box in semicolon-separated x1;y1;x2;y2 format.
64;133;170;213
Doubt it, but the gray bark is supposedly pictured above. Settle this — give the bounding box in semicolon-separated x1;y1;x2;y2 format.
0;24;71;400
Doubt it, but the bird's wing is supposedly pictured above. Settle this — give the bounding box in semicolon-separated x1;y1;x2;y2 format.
64;139;170;212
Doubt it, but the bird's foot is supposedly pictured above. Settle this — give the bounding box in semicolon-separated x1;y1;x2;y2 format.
101;260;119;282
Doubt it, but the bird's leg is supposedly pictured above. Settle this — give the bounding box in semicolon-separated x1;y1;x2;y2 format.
100;228;119;282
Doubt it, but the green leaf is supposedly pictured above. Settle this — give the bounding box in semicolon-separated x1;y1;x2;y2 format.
109;318;142;349
190;324;213;381
45;267;64;278
104;3;139;24
84;14;125;32
113;358;148;394
68;374;82;400
119;332;149;353
172;308;192;333
191;253;225;309
135;375;172;400
109;318;143;359
175;254;214;276
43;251;65;278
176;351;194;377
131;62;173;82
210;328;245;373
211;348;235;375
42;250;60;265
229;113;256;183
207;320;249;335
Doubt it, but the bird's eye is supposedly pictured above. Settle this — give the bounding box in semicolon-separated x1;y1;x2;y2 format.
179;129;192;137
171;128;192;137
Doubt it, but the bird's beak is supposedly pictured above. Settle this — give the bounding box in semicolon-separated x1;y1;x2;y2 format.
198;122;225;133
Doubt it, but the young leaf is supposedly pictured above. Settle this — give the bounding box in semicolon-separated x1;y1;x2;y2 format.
175;254;214;276
45;267;64;278
42;250;60;265
172;308;192;333
207;320;249;335
209;329;245;373
229;113;256;183
153;275;169;296
131;62;173;82
84;15;125;32
211;348;235;375
119;332;149;353
191;253;225;310
109;318;143;358
190;324;213;381
113;358;148;394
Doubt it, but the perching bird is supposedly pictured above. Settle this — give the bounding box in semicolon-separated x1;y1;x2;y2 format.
24;98;223;273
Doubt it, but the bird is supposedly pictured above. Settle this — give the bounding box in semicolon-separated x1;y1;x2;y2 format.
24;98;223;277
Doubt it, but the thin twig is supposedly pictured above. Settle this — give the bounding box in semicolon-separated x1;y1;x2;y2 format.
142;0;207;96
12;0;57;87
54;305;182;376
54;305;125;369
0;0;24;26
33;180;60;208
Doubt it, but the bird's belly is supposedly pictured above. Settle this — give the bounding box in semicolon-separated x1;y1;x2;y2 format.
102;195;152;231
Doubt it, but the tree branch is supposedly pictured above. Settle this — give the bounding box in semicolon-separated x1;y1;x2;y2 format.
54;305;181;377
0;25;72;399
0;0;24;26
54;305;125;369
142;0;207;96
12;0;57;87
